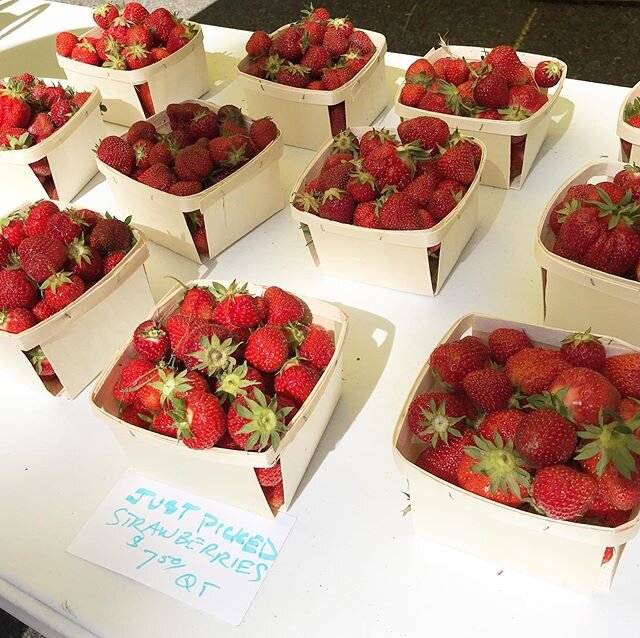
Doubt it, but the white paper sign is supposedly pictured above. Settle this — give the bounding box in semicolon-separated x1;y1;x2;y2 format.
68;469;295;625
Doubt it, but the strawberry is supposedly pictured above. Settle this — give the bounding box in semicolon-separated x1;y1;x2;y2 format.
121;404;152;429
488;327;532;365
89;216;131;254
92;2;118;29
0;268;38;309
300;18;326;45
477;409;525;441
426;186;462;222
264;286;307;325
123;43;154;69
263;482;285;508
353;200;381;228
0;235;10;268
133;320;170;362
534;60;563;88
227;389;290;451
415;427;474;485
208;135;252;167
181;325;239;376
348;30;374;55
274;360;320;406
505;347;571;395
604;353;640;398
378;191;422;230
123;2;149;24
245;325;288;373
407;392;468;444
23;201;58;237
216;362;263;402
581;219;640;277
597;466;640;511
0;81;31;130
552;205;607;263
458;434;530;506
187;107;218;139
322;29;349;57
17;235;67;283
316;188;354;223
276;63;310;88
546;367;621;425
56;32;78;57
138;164;177;191
614;164;640;199
127;24;153;49
32;298;55;321
300;45;330;77
102;251;126;274
402;170;439;207
0;307;36;333
27;112;55;142
171;181;202;196
113;359;155;403
179;287;216;320
316;162;353;190
406;58;435;80
41;272;85;310
70;40;101;65
533;465;596;520
1;216;26;247
171;391;227;449
66;237;102;282
96;136;135;175
397;116;450;153
486;45;531;85
49;98;73;127
345;169;377;203
507;85;547;113
400;83;426;107
362;143;425;191
274;25;305;62
151;47;170;62
462;369;513;413
246;31;272;57
255;461;282;487
0;128;31;150
437;140;477;185
166;21;197;54
95;34;121;62
321;66;355;90
514;408;577;467
144;8;176;43
429;336;490;390
28;346;55;377
359;128;397;157
298;324;335;369
42;212;80;244
473;72;509;108
248;117;277;151
174;144;213;181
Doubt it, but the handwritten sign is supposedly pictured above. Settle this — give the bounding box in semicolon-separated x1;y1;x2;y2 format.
68;469;295;625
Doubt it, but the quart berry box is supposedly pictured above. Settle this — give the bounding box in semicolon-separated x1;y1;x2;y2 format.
56;21;208;127
0;87;104;211
616;80;640;163
394;45;566;190
96;99;285;264
393;313;640;591
0;201;154;399
236;26;387;150
535;160;640;346
90;279;348;518
289;127;486;296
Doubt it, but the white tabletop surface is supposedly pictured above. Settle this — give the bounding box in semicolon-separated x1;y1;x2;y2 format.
1;1;639;637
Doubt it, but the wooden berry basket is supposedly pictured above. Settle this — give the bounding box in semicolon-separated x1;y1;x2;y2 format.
616;80;640;163
393;313;640;591
56;21;208;127
394;45;566;190
90;279;348;518
535;160;640;346
96;99;285;264
236;26;387;150
0;87;104;212
289;127;487;296
0;201;154;399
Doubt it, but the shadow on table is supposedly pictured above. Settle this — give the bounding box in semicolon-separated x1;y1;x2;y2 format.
206;50;240;97
0;0;48;41
294;302;395;499
533;96;575;167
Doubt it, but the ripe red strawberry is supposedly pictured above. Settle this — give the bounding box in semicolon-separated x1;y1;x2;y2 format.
27;112;55;142
415;427;473;485
1;217;26;247
407;392;468;444
473;72;509;108
49;98;74;127
477;409;525;441
457;435;530;506
187;107;217;139
505;347;571;395
316;162;353;191
166;21;197;54
255;461;282;487
0;268;38;309
437;141;477;185
462;369;512;413
246;31;272;57
228;294;261;328
533;465;596;520
353;200;380;228
28;346;55;376
486;45;531;85
121;404;152;429
397;116;450;152
179;323;239;375
604;353;640;398
150;412;177;438
144;8;176;43
17;235;66;283
298;324;335;369
488;327;532;365
56;32;78;57
582;217;640;277
208;135;252;166
429;336;490;390
348;30;374;55
318;188;355;223
0;307;36;333
514;408;577;467
362;143;423;191
227;389;290;451
400;83;426;107
138;164;177;191
41;272;85;310
0;235;10;268
170;392;226;449
70;40;101;65
32;298;56;321
597;466;640;511
95;33;121;62
0;128;31;150
245;325;289;373
378;191;422;230
263;481;285;508
96;136;135;175
66;237;102;282
402;168;439;208
274;360;320;406
133;320;170;362
426;186;461;222
127;24;153;49
359;128;397;157
264;286;307;325
346;169;377;202
123;2;149;24
406;58;435;80
124;43;154;69
322;66;355;90
92;2;118;28
179;287;216;320
113;358;156;403
171;180;202;196
552;205;607;263
89;217;131;254
534;60;563;88
614;164;640;199
301;45;330;77
173;144;213;181
322;29;349;57
102;251;126;274
274;25;305;62
23;201;58;237
248;117;277;151
276;63;310;88
43;212;81;244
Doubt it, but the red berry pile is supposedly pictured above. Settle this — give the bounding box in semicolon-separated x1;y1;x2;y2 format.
548;168;640;280
112;282;336;509
56;2;198;71
0;200;136;345
95;102;279;256
293;116;482;231
620;96;640;161
408;326;640;530
0;74;94;198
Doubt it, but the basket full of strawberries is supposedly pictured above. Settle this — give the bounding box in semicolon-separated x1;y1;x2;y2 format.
236;5;387;150
536;160;640;346
394;314;640;590
290;116;486;295
395;43;566;189
95;100;284;263
91;280;348;517
0;74;104;209
55;2;208;126
0;200;154;398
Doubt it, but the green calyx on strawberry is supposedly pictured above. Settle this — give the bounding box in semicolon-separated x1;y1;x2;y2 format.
285;321;307;349
416;397;466;447
188;332;239;377
498;105;531;121
624;96;640;123
575;408;640;478
216;361;259;400
554;199;579;225
292;190;319;213
209;279;248;302
527;387;575;423
67;236;93;265
0;130;32;150
464;433;531;497
27;346;48;375
4;251;21;270
433;80;471;115
104;52;127;70
149;367;193;408
234;388;291;451
561;327;601;347
40;271;72;294
264;54;285;80
586;187;640;229
406;70;433;88
331;129;358;154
